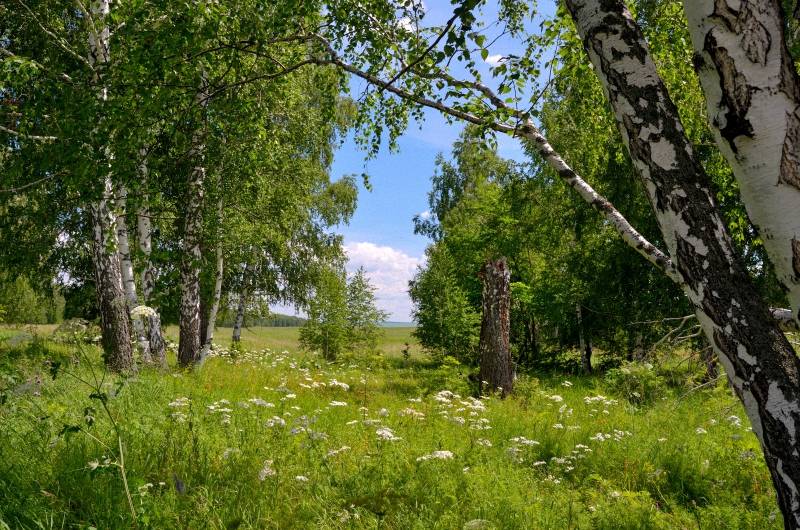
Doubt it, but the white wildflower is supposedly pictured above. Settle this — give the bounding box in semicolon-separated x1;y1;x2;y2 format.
258;460;276;480
416;450;454;462
130;305;157;319
376;427;401;442
326;446;351;458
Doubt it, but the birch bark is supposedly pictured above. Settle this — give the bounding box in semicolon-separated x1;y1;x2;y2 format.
178;77;209;366
200;188;225;360
115;184;150;361
564;1;800;525
87;0;133;372
136;151;166;366
683;0;800;324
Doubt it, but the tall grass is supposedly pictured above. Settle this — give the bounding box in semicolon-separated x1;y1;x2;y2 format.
0;328;781;529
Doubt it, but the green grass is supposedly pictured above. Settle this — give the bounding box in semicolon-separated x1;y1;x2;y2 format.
164;325;423;358
0;327;782;529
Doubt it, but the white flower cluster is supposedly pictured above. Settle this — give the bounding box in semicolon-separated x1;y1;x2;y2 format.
416;450;454;462
376;427;401;442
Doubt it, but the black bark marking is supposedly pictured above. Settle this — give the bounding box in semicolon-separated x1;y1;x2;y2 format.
738;3;771;65
780;108;800;190
704;33;754;151
792;238;800;279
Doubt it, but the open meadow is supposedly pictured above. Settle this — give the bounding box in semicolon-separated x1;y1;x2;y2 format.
0;326;782;529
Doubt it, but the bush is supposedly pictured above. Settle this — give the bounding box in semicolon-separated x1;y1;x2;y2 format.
604;362;667;405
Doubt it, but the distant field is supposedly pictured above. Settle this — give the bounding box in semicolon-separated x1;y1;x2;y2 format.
0;324;421;358
162;325;422;358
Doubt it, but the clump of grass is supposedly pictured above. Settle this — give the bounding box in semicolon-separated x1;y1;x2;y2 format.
0;328;782;529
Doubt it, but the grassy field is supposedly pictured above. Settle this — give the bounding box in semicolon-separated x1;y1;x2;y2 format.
0;326;782;529
162;326;423;358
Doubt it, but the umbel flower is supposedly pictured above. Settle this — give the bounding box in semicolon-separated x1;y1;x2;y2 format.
130;305;157;319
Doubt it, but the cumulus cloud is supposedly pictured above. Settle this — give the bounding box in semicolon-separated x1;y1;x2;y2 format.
484;54;505;67
418;210;432;220
344;241;424;321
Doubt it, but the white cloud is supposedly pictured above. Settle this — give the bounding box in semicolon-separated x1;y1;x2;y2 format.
344;241;424;321
418;210;432;220
484;54;506;67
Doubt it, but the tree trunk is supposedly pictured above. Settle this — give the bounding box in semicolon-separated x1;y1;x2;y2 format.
232;290;247;344
683;0;800;325
199;179;224;361
478;258;513;396
86;0;133;372
90;179;134;372
200;238;224;360
115;184;150;362
178;78;209;367
700;345;718;383
576;303;592;373
136;152;166;366
565;1;800;525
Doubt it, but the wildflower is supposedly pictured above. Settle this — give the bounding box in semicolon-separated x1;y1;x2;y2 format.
416;450;454;461
329;401;348;407
533;461;547;467
295;475;309;482
378;408;389;417
329;379;350;391
326;446;351;458
248;398;274;407
130;305;157;319
561;380;573;387
265;416;286;428
258;460;276;480
509;436;540;446
476;438;493;447
610;491;621;499
399;407;425;420
549;395;564;403
168;397;190;408
375;427;401;442
695;427;708;435
553;423;564;430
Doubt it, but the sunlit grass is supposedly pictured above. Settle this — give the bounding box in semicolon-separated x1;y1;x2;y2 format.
0;330;781;529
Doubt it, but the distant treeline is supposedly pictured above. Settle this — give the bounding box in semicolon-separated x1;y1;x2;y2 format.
217;312;307;328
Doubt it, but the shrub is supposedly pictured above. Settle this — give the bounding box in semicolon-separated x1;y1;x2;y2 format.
604;362;667;405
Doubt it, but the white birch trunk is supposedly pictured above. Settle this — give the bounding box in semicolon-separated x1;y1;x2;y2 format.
178;76;209;366
135;150;166;366
200;190;224;361
115;183;150;361
565;1;800;525
683;0;800;324
232;290;247;344
87;0;133;371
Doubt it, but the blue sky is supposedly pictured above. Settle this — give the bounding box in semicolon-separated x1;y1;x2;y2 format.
275;0;556;321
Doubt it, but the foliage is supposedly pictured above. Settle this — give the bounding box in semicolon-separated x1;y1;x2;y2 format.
300;267;388;359
604;363;668;406
410;244;480;364
0;274;64;325
300;268;349;360
345;267;389;354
